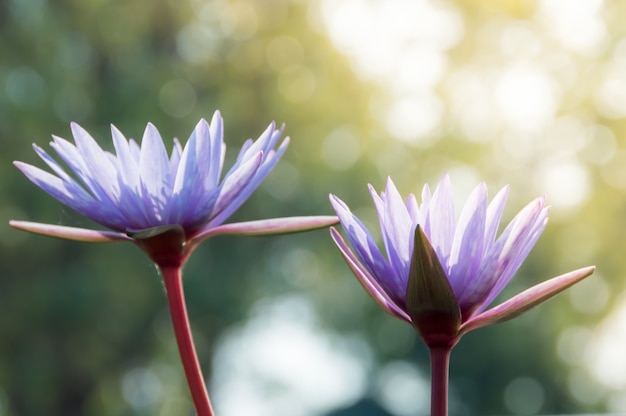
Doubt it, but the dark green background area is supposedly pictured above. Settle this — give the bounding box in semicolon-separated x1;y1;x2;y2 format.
0;0;621;415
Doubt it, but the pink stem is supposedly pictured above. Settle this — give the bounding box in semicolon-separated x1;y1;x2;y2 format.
429;346;451;416
160;265;214;416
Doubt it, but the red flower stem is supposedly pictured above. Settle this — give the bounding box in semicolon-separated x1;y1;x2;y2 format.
160;265;214;416
429;346;451;416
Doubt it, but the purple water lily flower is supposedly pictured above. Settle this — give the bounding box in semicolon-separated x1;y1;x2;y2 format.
11;111;337;263
330;175;594;344
11;111;338;416
330;175;594;415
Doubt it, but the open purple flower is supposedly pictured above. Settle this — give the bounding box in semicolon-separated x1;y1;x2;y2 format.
11;111;337;263
330;175;594;415
11;111;338;416
330;175;594;344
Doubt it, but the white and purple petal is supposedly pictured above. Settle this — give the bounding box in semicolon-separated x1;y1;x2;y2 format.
426;175;456;263
447;183;488;296
206;136;289;229
206;151;264;227
139;123;173;225
456;197;546;317
330;227;411;322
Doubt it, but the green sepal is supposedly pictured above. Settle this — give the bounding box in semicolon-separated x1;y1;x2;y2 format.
126;224;185;240
406;225;461;347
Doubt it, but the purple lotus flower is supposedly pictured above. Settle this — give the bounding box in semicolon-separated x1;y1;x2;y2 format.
11;111;338;416
11;111;337;263
330;175;594;345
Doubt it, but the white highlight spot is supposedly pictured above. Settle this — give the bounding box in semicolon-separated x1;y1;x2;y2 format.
538;0;607;56
383;94;443;146
536;161;590;209
319;0;463;82
594;65;626;119
495;65;557;131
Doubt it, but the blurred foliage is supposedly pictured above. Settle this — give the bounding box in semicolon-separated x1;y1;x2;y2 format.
1;0;625;415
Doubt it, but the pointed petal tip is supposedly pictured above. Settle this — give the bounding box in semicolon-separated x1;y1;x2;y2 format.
572;264;595;276
329;225;341;241
197;117;210;129
143;122;161;137
110;123;124;135
329;194;351;215
13;161;32;175
69;121;87;137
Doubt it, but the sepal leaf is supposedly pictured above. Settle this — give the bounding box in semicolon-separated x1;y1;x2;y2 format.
406;225;461;346
191;215;339;245
9;220;131;243
459;265;595;336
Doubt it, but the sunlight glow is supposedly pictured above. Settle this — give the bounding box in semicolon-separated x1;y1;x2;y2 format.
538;0;607;56
594;64;626;119
499;23;543;59
383;94;443;146
447;70;498;143
535;161;590;209
495;65;557;131
319;0;462;144
319;0;462;81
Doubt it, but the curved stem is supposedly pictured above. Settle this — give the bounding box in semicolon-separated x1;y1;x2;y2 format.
429;346;451;416
160;265;214;416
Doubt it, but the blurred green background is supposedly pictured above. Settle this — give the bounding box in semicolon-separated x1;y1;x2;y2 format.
1;0;624;414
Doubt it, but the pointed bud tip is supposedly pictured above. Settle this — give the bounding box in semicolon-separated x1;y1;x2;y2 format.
406;225;461;347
